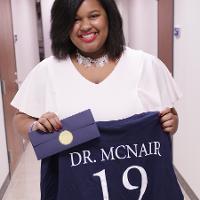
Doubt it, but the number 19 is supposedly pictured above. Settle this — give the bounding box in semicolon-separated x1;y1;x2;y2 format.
93;165;148;200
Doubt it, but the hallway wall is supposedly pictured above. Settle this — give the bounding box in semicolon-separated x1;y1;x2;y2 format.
0;83;9;191
173;0;200;197
40;0;54;58
115;0;129;45
11;0;40;84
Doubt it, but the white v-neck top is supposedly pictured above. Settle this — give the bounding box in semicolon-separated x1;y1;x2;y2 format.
11;47;182;121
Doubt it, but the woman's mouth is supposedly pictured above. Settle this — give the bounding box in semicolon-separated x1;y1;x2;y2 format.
79;32;97;43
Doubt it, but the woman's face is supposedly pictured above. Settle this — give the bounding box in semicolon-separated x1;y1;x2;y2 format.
69;0;109;58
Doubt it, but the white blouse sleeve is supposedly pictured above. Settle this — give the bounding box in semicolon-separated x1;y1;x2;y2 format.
138;54;182;111
11;63;53;118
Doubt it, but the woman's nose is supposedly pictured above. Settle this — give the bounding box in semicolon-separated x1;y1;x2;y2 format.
80;19;92;31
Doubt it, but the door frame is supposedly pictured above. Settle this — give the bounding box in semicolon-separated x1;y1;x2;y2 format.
158;0;174;73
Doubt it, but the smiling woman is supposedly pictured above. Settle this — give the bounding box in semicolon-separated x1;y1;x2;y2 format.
69;0;109;57
11;0;182;199
50;0;124;61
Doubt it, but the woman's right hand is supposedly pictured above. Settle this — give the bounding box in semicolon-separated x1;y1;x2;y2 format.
32;112;62;133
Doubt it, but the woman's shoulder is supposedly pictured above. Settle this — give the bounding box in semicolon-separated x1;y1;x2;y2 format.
125;46;167;71
34;56;62;69
122;46;160;72
29;56;69;78
124;46;155;61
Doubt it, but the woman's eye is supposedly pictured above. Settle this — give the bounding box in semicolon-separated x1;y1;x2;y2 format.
90;14;100;19
74;18;80;22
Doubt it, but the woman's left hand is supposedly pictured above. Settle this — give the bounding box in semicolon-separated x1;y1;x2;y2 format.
160;107;179;134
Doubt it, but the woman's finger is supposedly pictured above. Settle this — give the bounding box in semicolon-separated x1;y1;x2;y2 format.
33;112;62;133
160;107;171;117
38;117;54;132
32;121;47;132
160;112;173;123
163;127;174;134
162;119;173;128
48;117;62;131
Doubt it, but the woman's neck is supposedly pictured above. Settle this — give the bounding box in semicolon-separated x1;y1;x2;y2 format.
77;49;107;59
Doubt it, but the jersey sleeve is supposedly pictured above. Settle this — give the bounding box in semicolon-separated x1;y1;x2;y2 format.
11;63;49;118
137;54;182;111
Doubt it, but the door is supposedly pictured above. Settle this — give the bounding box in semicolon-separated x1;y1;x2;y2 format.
126;0;173;73
0;0;24;174
158;0;174;73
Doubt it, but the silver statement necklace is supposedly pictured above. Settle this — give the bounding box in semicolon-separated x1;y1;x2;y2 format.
76;51;109;68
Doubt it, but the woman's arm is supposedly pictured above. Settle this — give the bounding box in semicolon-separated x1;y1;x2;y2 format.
13;111;62;139
13;112;37;139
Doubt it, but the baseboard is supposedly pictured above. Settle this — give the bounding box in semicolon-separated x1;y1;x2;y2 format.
174;166;199;200
0;174;10;200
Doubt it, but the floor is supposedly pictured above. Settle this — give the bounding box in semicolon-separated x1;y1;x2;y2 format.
2;143;191;200
2;144;40;200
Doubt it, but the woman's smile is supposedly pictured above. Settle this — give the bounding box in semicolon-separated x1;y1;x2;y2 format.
79;32;98;43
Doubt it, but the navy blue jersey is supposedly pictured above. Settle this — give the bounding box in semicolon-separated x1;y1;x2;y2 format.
41;112;183;200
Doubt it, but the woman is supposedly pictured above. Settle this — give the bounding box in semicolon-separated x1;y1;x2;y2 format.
12;0;180;136
11;0;182;198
